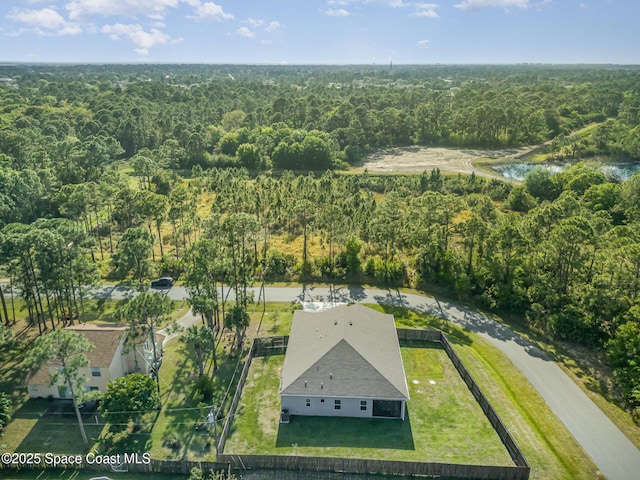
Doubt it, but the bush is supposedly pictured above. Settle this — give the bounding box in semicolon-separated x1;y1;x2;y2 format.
363;256;406;283
265;249;296;278
0;392;11;432
160;255;185;278
163;432;182;450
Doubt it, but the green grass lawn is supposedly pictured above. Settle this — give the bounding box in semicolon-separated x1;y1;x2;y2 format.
1;399;105;454
0;298;189;458
0;297;188;328
221;303;599;480
368;304;600;480
0;299;604;480
224;347;512;465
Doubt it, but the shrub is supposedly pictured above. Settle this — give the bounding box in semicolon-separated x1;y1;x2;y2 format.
163;432;182;450
0;393;11;432
265;249;296;278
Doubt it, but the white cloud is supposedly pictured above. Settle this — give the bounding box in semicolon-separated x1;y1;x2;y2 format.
413;3;439;17
265;21;283;32
580;2;588;8
454;0;530;10
66;0;182;21
7;7;82;35
101;23;171;55
416;39;429;48
246;18;264;27
189;2;234;21
8;8;66;29
58;23;83;35
238;18;283;39
326;8;351;16
236;26;254;38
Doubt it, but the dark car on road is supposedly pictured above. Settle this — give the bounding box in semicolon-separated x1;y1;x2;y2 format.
151;276;174;288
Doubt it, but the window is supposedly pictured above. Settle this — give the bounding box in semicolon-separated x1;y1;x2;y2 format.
29;385;38;392
89;386;99;392
334;399;341;410
305;398;311;407
91;367;101;377
320;399;325;403
360;400;367;411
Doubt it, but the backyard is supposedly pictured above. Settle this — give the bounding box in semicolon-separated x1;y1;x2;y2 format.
224;346;513;465
0;301;601;479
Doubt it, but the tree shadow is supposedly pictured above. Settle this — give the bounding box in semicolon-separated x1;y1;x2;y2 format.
99;410;157;454
14;399;103;454
156;343;235;459
276;411;415;450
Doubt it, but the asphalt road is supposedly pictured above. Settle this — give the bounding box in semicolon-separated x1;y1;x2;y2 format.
93;284;640;479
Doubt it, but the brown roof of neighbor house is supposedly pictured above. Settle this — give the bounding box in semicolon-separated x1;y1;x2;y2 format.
27;324;128;386
280;304;409;400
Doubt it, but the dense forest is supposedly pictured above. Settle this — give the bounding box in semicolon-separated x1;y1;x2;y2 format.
1;64;639;420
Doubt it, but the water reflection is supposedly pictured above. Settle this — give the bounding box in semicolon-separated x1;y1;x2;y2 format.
492;162;640;181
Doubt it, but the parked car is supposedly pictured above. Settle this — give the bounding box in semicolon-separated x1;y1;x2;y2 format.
151;276;174;288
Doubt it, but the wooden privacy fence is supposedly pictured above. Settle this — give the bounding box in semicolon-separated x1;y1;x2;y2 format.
0;459;228;476
218;329;530;480
219;454;530;480
435;332;530;470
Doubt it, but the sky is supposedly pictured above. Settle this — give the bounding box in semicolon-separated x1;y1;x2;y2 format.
0;0;637;64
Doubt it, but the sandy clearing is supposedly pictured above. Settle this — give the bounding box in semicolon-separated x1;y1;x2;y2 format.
360;146;530;179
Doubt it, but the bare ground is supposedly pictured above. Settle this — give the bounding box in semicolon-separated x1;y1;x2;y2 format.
359;146;531;179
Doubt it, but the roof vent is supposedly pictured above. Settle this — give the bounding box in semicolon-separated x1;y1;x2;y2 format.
304;380;307;388
329;373;333;380
334;320;338;326
349;321;353;326
321;383;324;390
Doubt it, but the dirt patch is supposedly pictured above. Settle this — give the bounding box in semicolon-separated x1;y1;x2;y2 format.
360;146;529;180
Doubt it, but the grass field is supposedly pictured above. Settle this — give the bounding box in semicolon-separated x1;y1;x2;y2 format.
370;304;600;479
1;399;104;454
0;298;189;458
0;300;604;479
224;347;512;465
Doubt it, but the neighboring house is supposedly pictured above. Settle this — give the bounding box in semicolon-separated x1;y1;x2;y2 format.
279;304;410;420
27;324;164;399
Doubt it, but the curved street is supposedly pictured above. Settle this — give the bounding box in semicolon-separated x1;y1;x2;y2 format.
94;283;640;480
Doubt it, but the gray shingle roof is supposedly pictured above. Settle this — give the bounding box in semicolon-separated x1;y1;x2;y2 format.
280;304;409;400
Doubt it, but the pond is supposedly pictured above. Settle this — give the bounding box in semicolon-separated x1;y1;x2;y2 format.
492;162;640;182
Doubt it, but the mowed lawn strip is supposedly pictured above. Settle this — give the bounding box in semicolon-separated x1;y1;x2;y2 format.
369;304;601;480
224;347;513;465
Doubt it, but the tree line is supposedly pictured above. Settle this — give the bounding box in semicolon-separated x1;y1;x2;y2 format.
2;65;639;223
1;65;640;421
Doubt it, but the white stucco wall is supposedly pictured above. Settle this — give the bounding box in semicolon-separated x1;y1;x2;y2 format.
281;396;373;418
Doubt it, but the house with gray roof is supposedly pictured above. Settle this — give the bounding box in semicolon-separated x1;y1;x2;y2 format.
279;304;409;420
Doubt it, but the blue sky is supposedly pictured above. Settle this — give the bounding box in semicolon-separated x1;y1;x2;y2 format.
0;0;637;64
